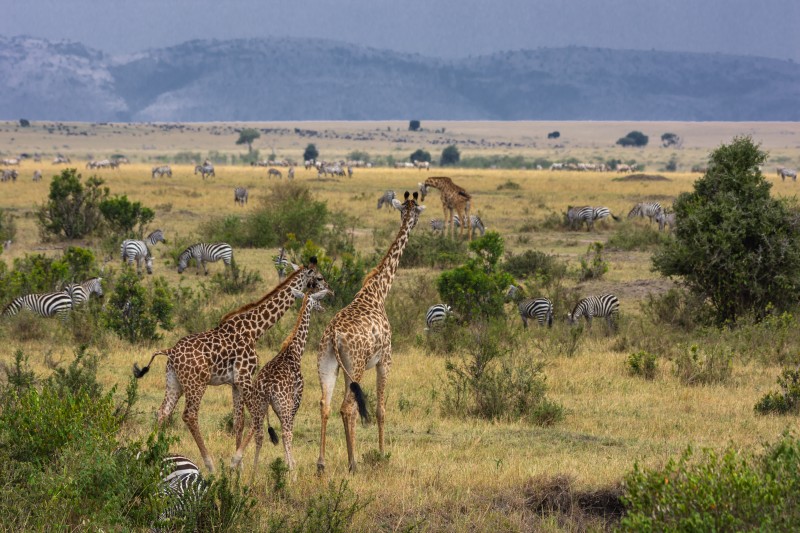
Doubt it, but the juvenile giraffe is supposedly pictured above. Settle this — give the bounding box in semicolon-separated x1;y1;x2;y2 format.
418;176;473;240
231;288;331;479
317;191;425;474
132;259;327;473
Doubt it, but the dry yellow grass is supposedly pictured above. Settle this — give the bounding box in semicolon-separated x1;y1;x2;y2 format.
1;122;798;530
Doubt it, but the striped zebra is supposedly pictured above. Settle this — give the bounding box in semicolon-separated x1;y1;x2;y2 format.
453;214;486;237
425;304;452;330
155;454;209;530
567;294;620;331
32;170;42;182
194;164;215;179
1;169;17;182
429;219;446;232
2;291;73;318
287;166;295;180
267;168;282;178
273;247;298;281
177;242;233;275
655;211;677;232
377;190;396;209
64;277;103;306
518;298;554;328
567;206;619;231
121;230;165;275
778;167;798;182
628;202;663;223
152;165;172;178
234;187;248;206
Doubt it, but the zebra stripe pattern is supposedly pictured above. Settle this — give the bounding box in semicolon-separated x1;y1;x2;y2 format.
121;230;164;275
64;277;103;306
151;165;172;178
178;242;233;275
156;454;209;529
453;214;486;236
518;298;554;328
567;206;618;231
377;190;396;209
628;202;663;223
234;187;248;206
655;211;677;232
425;303;452;330
2;291;73;318
568;294;620;330
194;164;215;179
273;247;297;281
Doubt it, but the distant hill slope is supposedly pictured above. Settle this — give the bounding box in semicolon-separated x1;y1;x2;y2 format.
2;35;798;121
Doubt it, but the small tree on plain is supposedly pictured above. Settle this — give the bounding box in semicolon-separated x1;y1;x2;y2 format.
99;195;155;239
303;143;319;162
617;131;649;147
37;169;108;240
19;119;30;127
661;132;682;148
235;128;261;154
409;120;421;131
441;145;461;166
652;136;800;323
410;149;431;163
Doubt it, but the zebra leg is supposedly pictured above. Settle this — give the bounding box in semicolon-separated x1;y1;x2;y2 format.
521;315;529;328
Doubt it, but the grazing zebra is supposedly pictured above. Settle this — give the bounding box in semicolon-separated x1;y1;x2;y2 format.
2;291;73;318
778;167;798;182
518;298;554;328
234;187;248;206
177;242;233;275
567;206;619;231
287;166;295;180
32;170;42;182
152;165;172;178
505;284;520;301
567;294;620;331
267;168;282;179
655;211;677;232
121;230;165;275
429;219;446;232
425;304;452;330
1;169;17;182
273;247;297;281
64;277;103;306
156;454;209;529
628;202;663;223
377;190;396;210
194;164;215;179
453;214;486;237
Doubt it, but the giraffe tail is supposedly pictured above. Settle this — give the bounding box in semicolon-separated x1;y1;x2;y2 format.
133;350;168;378
350;382;370;424
268;426;279;445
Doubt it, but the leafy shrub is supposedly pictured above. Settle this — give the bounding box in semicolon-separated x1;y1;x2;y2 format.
102;270;174;343
291;480;369;533
755;369;800;415
0;208;16;248
210;258;263;295
616;131;648;147
400;231;469;269
577;242;608;281
170;468;256;533
387;273;440;350
497;179;521;190
99;194;155;238
0;246;99;302
606;221;669;251
641;288;709;332
627;351;658;380
622;434;800;530
673;344;732;385
442;321;564;425
269;458;289;496
440;144;460;166
503;250;567;286
173;151;202;164
410;148;430;161
459;155;528;169
36;168;109;239
200;215;245;247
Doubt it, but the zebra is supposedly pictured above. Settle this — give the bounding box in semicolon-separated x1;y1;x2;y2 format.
1;169;17;182
425;304;452;330
121;230;165;275
267;168;282;179
152;165;172;179
778;167;798;182
64;277;103;306
567;206;619;231
377;190;396;210
655;211;677;232
628;202;663;223
287;166;295;180
429;219;446;232
177;242;233;275
154;454;209;530
347;165;353;178
453;214;486;237
2;291;73;318
273;247;298;281
32;170;42;182
234;187;248;206
518;298;554;328
194;164;214;179
567;294;620;331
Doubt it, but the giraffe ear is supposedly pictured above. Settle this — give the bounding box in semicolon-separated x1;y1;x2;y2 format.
291;288;305;299
404;191;410;200
413;191;419;201
309;256;318;265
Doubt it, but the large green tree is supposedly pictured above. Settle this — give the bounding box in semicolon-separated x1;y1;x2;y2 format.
235;128;261;154
36;169;108;239
303;143;319;162
652;136;800;323
440;145;460;166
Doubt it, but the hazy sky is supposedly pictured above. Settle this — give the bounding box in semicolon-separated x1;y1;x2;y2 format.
4;0;799;61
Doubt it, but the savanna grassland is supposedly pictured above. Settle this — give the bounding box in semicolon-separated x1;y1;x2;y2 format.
1;120;800;531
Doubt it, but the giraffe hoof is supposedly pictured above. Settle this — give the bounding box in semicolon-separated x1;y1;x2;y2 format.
316;462;325;475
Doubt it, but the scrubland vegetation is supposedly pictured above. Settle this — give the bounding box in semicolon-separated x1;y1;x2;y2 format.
1;123;800;531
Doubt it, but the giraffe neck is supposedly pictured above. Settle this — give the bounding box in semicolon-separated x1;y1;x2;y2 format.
280;296;313;362
359;211;414;303
225;270;306;341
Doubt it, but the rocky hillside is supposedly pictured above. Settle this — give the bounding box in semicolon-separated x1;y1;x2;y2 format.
2;35;798;121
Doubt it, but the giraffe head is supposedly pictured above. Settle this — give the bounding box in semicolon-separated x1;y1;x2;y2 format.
300;256;330;293
391;191;426;229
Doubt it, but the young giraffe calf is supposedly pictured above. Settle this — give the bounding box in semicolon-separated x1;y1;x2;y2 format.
231;288;331;479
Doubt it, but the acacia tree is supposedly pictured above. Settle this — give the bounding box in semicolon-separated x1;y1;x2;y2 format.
441;145;460;166
652;136;800;323
410;149;431;163
303;143;319;162
235;128;261;154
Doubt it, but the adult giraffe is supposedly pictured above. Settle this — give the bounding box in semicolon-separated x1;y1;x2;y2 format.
316;191;425;474
133;259;327;473
418;176;473;239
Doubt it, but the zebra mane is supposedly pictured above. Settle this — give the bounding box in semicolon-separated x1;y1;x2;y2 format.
218;267;304;325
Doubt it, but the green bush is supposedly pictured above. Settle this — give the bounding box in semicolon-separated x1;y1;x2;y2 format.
0;246;99;302
503;250;567;287
210;258;263;295
0;208;16;248
169;468;256;533
673;344;732;386
606;221;669;251
400;231;469;269
653;136;800;324
641;288;710;332
410;148;430;162
291;480;369;533
755;369;800;415
627;351;658;380
622;434;800;530
102;270;174;343
440;145;460;166
578;242;608;281
616;131;648;147
303;143;319;162
36;168;109;239
99;194;155;238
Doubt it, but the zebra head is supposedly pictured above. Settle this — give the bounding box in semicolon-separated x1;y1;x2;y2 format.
417;182;429;201
148;229;166;245
505;284;519;301
88;277;104;297
177;248;191;274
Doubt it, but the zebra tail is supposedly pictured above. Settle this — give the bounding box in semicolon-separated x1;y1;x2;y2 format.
133;350;168;378
350;382;370;424
611;213;621;221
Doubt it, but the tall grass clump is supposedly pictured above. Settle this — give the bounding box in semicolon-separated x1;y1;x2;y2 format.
503;249;567;286
755;368;800;415
673;343;732;385
577;242;608;281
606;221;669;251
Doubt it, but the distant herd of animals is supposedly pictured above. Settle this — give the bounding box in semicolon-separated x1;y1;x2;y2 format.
0;158;795;511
